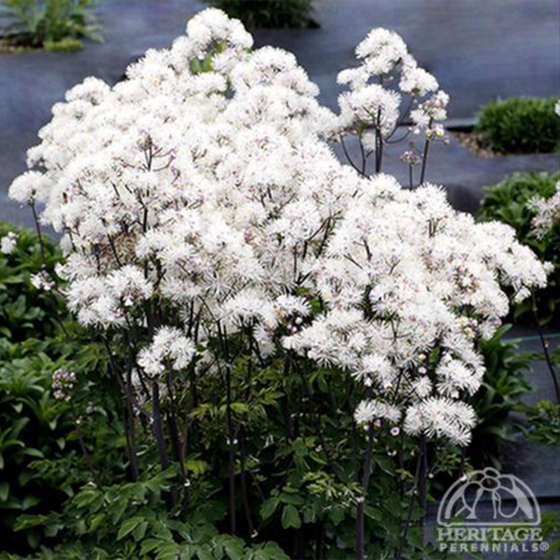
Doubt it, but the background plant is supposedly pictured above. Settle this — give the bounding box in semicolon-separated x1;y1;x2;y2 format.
204;0;315;29
475;97;560;154
0;0;101;52
0;222;64;342
522;399;560;446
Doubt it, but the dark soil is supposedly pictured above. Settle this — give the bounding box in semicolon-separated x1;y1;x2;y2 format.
0;38;37;55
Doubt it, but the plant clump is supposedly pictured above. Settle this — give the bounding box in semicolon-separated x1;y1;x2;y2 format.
475;97;560;154
205;0;316;29
0;0;101;53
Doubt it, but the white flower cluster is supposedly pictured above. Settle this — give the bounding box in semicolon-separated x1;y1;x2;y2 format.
10;9;548;446
138;327;197;376
333;27;449;153
528;181;560;239
0;232;18;254
284;177;547;445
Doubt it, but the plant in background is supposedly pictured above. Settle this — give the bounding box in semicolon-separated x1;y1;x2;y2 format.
523;399;560;446
205;0;315;29
0;0;101;52
0;341;82;552
7;8;549;560
475;97;560;154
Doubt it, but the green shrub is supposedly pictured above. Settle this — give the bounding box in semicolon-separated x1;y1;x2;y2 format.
0;224;70;551
205;0;315;29
475;97;560;154
0;0;101;51
478;171;560;325
0;341;76;552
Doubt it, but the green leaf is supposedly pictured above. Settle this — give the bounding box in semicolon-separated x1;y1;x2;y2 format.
156;541;181;560
262;542;290;560
281;504;301;529
0;482;9;501
117;516;144;540
260;497;279;520
44;523;63;538
140;538;162;556
89;512;106;532
133;520;149;542
279;492;304;506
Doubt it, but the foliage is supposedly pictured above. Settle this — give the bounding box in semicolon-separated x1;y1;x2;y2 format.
478;171;560;325
475;97;560;154
471;326;531;468
0;0;101;51
523;399;560;446
0;224;70;550
204;0;315;29
13;468;290;560
0;339;74;551
540;511;560;559
0;223;123;553
0;222;64;342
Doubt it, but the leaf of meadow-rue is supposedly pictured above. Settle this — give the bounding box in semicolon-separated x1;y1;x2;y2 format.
281;504;301;529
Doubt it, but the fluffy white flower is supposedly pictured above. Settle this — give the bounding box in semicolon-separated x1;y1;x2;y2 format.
138;326;196;376
404;397;476;446
399;64;438;96
354;400;401;426
9;171;49;204
0;232;18;254
355;28;408;74
528;181;560;239
10;8;548;449
338;85;401;137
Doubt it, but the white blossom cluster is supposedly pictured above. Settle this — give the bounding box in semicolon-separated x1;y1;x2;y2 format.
0;232;18;254
138;326;197;376
284;177;547;445
528;181;560;239
10;9;548;446
333;27;449;153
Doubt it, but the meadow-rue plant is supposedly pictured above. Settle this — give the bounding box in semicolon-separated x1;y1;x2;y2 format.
9;8;550;559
